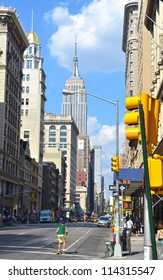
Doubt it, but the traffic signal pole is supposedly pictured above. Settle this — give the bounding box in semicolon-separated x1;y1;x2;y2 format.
139;104;157;260
114;100;122;257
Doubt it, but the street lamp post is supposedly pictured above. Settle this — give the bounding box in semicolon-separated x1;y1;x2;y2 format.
62;90;122;256
86;93;121;256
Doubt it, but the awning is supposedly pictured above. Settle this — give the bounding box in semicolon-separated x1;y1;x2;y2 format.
114;168;143;196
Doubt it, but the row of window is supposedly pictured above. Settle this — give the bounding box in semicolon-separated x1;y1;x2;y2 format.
22;98;29;105
65;85;85;91
4;124;18;144
6;91;19;114
6;73;21;100
49;131;67;136
49;125;67;130
4;141;18;159
22;86;30;93
7;42;22;82
45;143;67;149
5;106;20;129
49;138;67;143
22;74;30;81
25;60;39;69
21;109;29;116
28;46;38;56
3;158;17;176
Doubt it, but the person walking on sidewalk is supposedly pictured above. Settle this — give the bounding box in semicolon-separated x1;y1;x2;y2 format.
127;217;133;235
135;216;141;236
56;220;69;255
156;221;163;241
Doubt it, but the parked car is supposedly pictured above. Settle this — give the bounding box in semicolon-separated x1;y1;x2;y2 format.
97;216;111;228
86;217;93;223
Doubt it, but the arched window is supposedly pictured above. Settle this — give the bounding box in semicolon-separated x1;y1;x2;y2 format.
49;125;56;136
50;125;56;130
60;125;67;136
60;125;67;130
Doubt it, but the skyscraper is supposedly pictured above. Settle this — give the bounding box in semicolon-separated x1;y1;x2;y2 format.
0;5;28;216
93;146;102;194
20;30;46;164
20;27;47;212
61;41;90;213
62;41;87;135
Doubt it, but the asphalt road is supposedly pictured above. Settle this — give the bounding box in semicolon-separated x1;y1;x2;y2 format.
0;222;112;260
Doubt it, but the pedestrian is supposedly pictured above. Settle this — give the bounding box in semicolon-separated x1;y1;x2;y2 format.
135;216;141;236
126;216;133;235
123;218;127;229
126;214;129;222
56;220;69;255
156;221;163;241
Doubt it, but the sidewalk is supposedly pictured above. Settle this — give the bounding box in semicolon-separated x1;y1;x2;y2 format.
107;234;144;260
108;234;163;260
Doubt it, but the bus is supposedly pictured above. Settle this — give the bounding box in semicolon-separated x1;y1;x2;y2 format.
40;210;54;223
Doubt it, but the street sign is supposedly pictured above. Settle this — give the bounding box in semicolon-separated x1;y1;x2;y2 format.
109;185;116;190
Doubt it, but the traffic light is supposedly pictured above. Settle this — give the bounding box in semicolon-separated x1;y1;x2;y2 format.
124;93;149;141
124;93;160;153
111;156;119;173
148;154;163;195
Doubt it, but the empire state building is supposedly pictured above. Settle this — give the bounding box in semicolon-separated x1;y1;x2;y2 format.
62;42;87;135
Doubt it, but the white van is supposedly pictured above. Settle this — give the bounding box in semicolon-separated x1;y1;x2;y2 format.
40;210;54;223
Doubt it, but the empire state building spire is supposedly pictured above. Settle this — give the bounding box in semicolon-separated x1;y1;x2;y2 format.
62;36;87;135
72;37;80;78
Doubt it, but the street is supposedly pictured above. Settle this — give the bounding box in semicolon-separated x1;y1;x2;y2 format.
0;222;113;260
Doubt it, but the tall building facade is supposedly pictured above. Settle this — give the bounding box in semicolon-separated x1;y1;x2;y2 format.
61;42;90;214
92;146;102;213
20;29;47;211
144;0;163;221
43;147;67;215
122;1;152;169
20;30;46;164
44;113;79;217
122;1;139;168
62;42;87;135
0;5;28;216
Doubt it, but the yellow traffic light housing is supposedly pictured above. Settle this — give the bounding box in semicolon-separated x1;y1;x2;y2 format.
111;156;119;173
124;95;141;141
124;93;160;152
148;156;163;189
124;94;149;141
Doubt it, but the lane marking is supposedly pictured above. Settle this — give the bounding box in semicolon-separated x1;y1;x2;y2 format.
66;229;91;251
0;249;101;259
0;245;47;249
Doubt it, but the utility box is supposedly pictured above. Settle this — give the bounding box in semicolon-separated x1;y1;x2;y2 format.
120;228;131;254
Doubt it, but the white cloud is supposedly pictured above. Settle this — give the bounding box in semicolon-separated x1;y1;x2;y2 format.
87;115;101;134
88;116;125;183
44;0;128;73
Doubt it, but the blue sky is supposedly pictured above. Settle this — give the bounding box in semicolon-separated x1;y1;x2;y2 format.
3;0;128;198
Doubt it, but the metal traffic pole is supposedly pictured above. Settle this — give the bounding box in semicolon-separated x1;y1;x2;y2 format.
139;103;157;260
113;100;122;257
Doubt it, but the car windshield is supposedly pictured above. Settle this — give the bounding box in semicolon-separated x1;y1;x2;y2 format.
100;217;108;221
40;213;49;217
